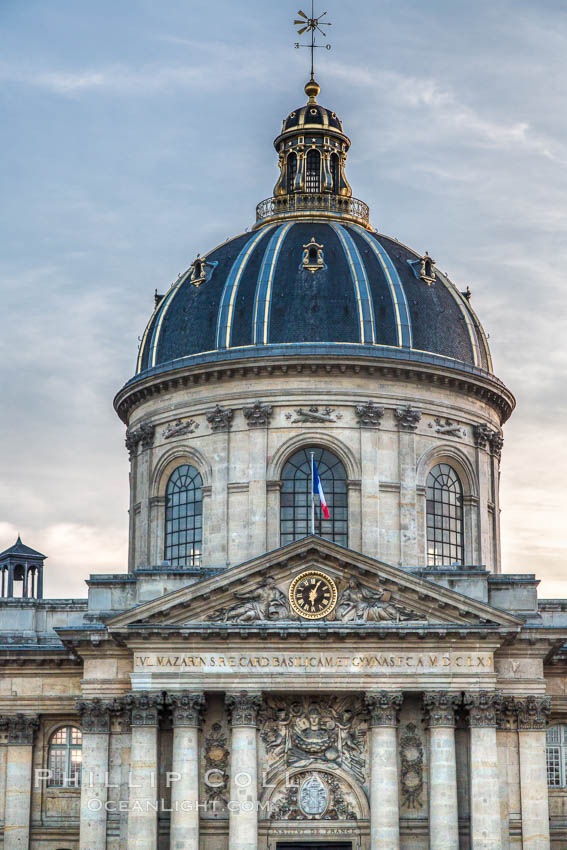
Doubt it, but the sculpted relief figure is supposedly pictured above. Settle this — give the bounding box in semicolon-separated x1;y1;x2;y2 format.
259;695;367;783
208;577;293;623
335;578;422;623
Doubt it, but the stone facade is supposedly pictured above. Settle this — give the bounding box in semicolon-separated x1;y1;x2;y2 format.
1;62;566;850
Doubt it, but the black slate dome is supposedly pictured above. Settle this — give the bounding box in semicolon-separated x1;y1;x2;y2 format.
132;81;493;384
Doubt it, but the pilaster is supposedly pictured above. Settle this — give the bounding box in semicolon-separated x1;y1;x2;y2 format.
77;699;111;850
464;691;503;850
366;691;403;850
126;692;163;850
226;691;262;850
423;692;460;850
4;714;39;850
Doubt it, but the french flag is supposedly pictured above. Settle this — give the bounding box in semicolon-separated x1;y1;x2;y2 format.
312;457;330;520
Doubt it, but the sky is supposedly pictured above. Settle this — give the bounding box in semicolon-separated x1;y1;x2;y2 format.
0;0;566;599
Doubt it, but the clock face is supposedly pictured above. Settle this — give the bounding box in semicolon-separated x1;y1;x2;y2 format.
289;570;338;620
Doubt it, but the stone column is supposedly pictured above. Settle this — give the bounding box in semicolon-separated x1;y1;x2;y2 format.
226;691;263;850
464;691;503;850
167;692;205;850
516;696;551;850
77;699;112;850
126;693;163;850
365;692;403;850
4;714;39;850
423;692;461;850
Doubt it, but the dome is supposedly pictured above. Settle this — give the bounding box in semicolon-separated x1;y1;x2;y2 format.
135;222;491;379
129;80;494;390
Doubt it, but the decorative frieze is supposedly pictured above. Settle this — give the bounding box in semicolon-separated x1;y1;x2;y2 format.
422;691;461;727
354;400;384;428
5;713;39;745
125;692;163;726
365;691;403;727
76;698;111;734
463;690;503;727
225;691;263;727
243;400;274;427
166;692;206;727
394;405;422;431
206;404;234;432
285;405;342;424
429;417;465;438
162;418;199;439
515;695;552;730
125;421;155;457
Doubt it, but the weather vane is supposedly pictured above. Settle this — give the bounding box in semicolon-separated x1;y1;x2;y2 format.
294;0;332;82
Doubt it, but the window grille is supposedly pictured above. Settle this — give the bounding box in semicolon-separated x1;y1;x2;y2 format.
426;463;464;566
280;447;347;547
48;726;82;787
165;464;203;567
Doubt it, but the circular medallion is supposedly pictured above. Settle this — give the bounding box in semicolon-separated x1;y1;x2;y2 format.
289;570;337;620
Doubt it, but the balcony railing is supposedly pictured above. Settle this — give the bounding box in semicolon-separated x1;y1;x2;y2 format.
255;193;370;227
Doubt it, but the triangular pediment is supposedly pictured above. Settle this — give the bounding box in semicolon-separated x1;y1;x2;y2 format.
107;538;522;634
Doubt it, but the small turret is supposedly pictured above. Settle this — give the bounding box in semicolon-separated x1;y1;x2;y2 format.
0;536;45;599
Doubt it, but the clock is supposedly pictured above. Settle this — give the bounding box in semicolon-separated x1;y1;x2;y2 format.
289;570;338;620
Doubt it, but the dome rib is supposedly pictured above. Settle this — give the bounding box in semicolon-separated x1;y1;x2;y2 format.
252;222;294;346
349;224;413;348
331;223;376;345
216;227;274;350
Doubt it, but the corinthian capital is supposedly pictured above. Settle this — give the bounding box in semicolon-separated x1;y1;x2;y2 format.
423;692;461;727
516;695;552;730
6;713;40;745
166;692;206;727
125;692;164;726
365;691;403;727
463;691;503;728
76;698;111;734
225;691;263;727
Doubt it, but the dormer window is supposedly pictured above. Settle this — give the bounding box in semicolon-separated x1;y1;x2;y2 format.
305;149;321;193
301;238;325;273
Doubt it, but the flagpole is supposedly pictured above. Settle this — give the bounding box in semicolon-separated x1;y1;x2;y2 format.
310;451;315;536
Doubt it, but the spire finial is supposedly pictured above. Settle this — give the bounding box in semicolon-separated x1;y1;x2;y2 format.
294;0;332;101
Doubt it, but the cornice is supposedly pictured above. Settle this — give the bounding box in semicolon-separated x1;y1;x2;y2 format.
114;351;515;425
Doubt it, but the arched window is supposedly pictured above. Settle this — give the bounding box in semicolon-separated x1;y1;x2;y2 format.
48;726;82;787
305;150;321;193
426;463;464;566
165;464;203;567
280;447;347;546
331;153;340;193
287;152;297;193
547;725;567;786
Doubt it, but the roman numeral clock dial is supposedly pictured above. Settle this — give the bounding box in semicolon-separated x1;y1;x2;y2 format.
289;570;338;619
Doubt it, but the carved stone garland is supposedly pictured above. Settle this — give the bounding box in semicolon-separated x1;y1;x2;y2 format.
203;722;230;807
399;722;424;809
